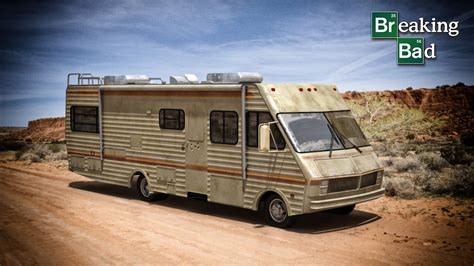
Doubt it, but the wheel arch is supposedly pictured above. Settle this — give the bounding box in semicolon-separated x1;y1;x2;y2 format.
255;188;293;216
128;169;151;188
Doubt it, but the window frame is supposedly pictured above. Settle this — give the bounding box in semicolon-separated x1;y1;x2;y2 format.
246;111;286;150
210;110;239;145
70;105;99;133
159;109;185;130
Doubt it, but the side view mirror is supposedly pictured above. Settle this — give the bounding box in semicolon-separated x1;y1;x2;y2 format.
258;124;271;152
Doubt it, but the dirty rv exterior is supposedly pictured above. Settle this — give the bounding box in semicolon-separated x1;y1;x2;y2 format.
65;72;384;228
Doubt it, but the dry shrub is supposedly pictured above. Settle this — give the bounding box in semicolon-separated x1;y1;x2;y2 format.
18;144;51;162
392;156;422;172
440;144;471;165
418;152;449;171
383;176;416;198
17;143;66;163
422;165;474;197
347;98;443;142
45;150;67;161
383;149;473;197
371;141;411;157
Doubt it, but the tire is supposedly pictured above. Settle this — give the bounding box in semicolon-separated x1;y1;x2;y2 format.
326;204;356;215
263;194;296;228
135;175;168;202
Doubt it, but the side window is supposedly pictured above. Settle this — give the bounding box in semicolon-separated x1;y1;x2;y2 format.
246;111;286;150
159;109;185;130
71;106;99;133
210;111;238;145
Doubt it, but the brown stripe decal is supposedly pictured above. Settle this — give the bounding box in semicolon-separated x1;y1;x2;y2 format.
68;150;305;185
247;171;306;185
103;90;241;97
68;149;100;157
105;154;184;169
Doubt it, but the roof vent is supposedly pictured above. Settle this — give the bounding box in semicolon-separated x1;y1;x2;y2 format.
104;75;150;85
206;72;263;83
170;74;199;84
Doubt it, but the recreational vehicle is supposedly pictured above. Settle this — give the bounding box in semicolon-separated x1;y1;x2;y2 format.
65;72;384;228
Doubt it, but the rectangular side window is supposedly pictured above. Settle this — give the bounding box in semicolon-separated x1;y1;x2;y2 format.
71;106;99;133
210;111;238;145
246;111;285;150
159;109;185;130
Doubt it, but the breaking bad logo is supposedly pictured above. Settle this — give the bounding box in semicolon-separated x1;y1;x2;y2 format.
371;11;460;65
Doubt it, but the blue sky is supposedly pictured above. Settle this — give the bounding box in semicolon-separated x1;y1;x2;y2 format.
1;0;473;126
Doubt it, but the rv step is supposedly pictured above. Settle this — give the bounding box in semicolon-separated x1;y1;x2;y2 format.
187;192;208;201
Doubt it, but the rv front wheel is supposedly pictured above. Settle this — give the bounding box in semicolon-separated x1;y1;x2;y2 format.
263;194;296;228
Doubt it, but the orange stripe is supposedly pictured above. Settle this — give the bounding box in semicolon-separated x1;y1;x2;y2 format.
103;90;240;97
247;171;306;185
186;164;208;172
68;149;100;157
105;154;184;169
309;179;322;185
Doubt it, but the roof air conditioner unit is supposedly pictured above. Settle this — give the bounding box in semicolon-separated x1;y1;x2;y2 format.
206;72;263;83
170;74;199;84
104;75;150;85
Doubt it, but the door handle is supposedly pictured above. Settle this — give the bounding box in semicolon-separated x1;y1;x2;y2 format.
181;143;186;151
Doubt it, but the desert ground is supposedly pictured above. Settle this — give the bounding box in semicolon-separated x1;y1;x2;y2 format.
0;160;472;265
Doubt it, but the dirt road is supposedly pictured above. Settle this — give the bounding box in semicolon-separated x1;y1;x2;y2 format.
0;161;473;265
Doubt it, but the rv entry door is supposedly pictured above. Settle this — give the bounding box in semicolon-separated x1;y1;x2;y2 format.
184;107;208;194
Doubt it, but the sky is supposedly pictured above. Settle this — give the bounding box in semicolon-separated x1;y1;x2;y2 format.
0;0;473;126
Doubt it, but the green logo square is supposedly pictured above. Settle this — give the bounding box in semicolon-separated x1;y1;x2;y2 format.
397;37;424;64
372;11;398;38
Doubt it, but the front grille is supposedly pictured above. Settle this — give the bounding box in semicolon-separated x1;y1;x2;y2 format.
328;176;358;193
360;172;378;188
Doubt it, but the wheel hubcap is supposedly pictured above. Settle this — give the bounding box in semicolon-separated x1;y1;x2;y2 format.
139;178;151;197
269;198;287;223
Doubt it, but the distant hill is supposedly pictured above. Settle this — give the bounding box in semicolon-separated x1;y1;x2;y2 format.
3;117;65;143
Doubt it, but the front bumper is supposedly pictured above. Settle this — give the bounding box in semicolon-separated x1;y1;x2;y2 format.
309;187;385;212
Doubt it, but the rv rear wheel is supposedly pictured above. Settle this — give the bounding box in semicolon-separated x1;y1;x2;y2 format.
263;194;296;228
326;204;356;215
136;175;168;202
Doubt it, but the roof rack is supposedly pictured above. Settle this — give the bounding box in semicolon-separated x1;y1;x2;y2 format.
67;73;102;85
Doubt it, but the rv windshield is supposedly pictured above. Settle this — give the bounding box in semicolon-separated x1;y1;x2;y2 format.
325;111;370;148
277;111;369;153
277;113;343;153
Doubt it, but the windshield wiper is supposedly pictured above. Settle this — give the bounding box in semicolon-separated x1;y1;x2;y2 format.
327;124;337;158
331;124;362;154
